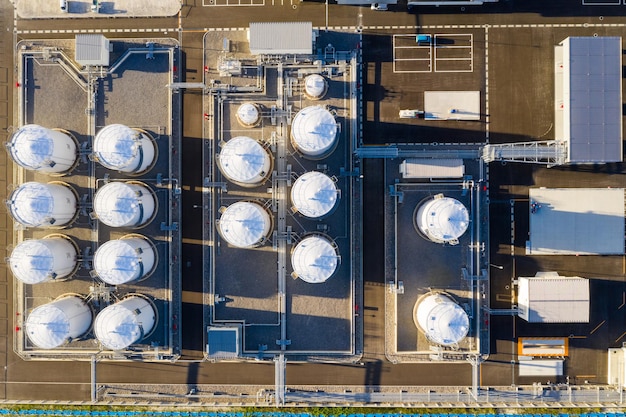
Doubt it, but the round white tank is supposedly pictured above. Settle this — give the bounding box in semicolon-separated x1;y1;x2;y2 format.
415;292;469;346
93;124;156;174
9;235;78;284
291;171;339;219
7;182;77;228
93;181;156;228
25;295;92;349
236;103;261;128
291;235;339;283
94;296;156;350
291;106;338;159
217;136;272;187
415;196;469;244
7;125;77;174
217;201;272;248
93;236;156;285
304;74;328;100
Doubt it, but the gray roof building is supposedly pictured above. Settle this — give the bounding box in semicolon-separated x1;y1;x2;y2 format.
249;22;312;55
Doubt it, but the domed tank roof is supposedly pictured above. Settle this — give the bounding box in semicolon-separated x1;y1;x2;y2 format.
93;182;156;228
291;106;338;158
94;296;156;351
25;296;92;349
93;124;156;174
236;103;261;127
415;293;469;346
218;201;272;248
217;136;272;186
7;182;77;228
291;235;339;283
93;236;156;285
9;236;77;284
7;124;77;174
291;171;339;219
415;195;469;244
304;74;328;100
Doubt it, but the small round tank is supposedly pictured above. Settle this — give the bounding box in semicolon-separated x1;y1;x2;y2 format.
217;201;272;248
414;195;469;245
291;106;338;159
93;124;157;174
93;181;156;228
217;136;273;187
291;171;339;219
304;74;328;100
25;295;92;349
9;235;78;284
414;292;469;346
7;181;77;228
235;102;261;128
94;295;156;351
7;124;78;174
291;234;339;283
93;235;157;285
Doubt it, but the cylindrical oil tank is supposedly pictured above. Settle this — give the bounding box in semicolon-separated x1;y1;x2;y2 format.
93;124;156;174
217;201;272;248
414;195;469;245
235;102;261;128
304;74;328;100
7;182;77;228
93;181;156;228
216;136;273;187
7;124;78;174
414;292;469;346
291;106;338;159
291;171;339;219
94;296;156;351
25;295;92;349
93;235;157;285
291;234;339;283
9;235;78;284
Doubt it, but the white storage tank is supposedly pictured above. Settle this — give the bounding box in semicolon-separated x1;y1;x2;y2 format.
94;295;156;351
291;106;338;159
93;124;157;174
291;234;340;283
304;74;328;100
9;235;78;284
7;124;78;174
7;181;77;228
93;235;157;285
93;181;156;228
216;136;272;187
217;201;272;248
25;295;92;349
414;292;469;347
235;102;261;128
291;171;339;219
414;194;469;245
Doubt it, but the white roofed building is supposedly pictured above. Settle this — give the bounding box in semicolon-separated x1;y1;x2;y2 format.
93;236;157;285
9;236;78;284
94;296;156;351
7;182;77;228
93;182;156;228
291;234;340;283
93;125;157;174
291;106;338;159
217;136;272;187
25;295;92;349
7;125;77;174
414;194;469;245
217;201;272;248
291;171;339;219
